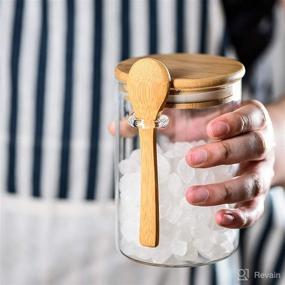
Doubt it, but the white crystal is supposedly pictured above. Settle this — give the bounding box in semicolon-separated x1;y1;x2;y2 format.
168;173;184;198
167;203;182;224
120;239;137;257
171;240;188;257
178;245;199;262
121;220;139;243
164;142;190;158
118;139;237;264
204;171;216;184
135;245;155;260
159;197;172;219
157;135;171;152
177;158;194;184
151;236;172;264
157;153;171;183
175;227;192;243
212;164;239;183
119;159;140;175
119;173;140;204
130;149;141;162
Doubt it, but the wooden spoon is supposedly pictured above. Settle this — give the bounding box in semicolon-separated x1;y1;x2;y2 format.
127;58;171;247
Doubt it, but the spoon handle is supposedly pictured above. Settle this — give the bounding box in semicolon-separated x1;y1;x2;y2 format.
138;127;159;247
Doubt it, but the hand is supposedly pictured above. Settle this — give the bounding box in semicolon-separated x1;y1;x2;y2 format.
185;100;275;229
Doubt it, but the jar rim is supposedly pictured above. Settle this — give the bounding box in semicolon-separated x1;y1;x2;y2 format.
119;80;241;109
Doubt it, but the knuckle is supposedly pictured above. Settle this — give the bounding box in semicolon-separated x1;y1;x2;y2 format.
252;173;264;196
237;112;250;133
223;183;233;201
242;178;253;200
237;100;269;134
253;131;267;157
258;107;267;129
234;208;251;228
251;100;268;127
242;215;253;228
242;199;265;228
220;141;231;160
241;213;251;228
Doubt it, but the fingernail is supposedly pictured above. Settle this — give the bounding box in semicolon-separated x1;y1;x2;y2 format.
189;149;208;165
211;121;229;137
222;213;235;226
187;187;209;203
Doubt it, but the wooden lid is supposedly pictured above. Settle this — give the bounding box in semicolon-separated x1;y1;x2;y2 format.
115;53;245;91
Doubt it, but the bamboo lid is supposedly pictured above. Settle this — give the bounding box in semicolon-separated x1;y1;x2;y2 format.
115;53;245;92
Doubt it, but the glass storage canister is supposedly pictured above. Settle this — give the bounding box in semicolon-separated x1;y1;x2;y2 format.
114;53;245;267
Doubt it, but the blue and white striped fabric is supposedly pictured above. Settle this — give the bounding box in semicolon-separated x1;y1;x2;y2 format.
0;0;284;284
0;0;114;201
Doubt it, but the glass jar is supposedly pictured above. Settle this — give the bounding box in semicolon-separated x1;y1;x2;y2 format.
114;54;245;267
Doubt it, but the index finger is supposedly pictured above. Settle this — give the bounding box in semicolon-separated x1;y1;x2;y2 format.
207;100;268;139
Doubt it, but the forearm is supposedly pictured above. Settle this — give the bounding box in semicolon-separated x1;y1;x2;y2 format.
267;96;285;188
